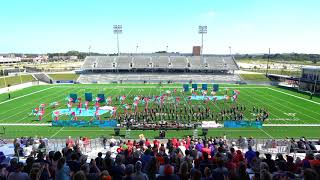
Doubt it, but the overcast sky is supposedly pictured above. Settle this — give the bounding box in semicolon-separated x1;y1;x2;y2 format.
0;0;319;54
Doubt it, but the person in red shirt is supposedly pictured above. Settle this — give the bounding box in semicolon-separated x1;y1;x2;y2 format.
145;139;151;147
202;143;211;155
66;136;74;148
153;139;160;148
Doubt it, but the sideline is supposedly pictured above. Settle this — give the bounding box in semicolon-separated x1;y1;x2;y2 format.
0;87;55;105
267;88;320;105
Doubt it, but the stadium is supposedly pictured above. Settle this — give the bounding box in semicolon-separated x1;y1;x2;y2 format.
1;1;320;180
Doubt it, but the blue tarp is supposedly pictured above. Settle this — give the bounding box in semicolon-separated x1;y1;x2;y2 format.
224;120;263;128
52;108;109;117
189;95;226;101
52;120;118;127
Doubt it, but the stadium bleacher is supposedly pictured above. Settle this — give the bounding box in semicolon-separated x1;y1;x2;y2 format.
151;56;169;69
132;56;151;69
115;56;132;69
188;56;205;70
81;55;239;71
78;55;240;83
78;73;241;83
169;56;188;69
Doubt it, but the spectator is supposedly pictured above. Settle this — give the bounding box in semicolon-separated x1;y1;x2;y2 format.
157;165;179;180
178;161;189;180
109;154;125;180
262;154;276;173
23;157;34;175
144;157;159;180
80;160;100;180
95;152;103;170
245;146;255;166
73;170;87;180
132;161;148;180
212;159;228;180
123;164;134;180
7;162;30;180
56;158;70;180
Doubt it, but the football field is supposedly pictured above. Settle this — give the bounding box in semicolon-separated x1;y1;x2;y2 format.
0;84;319;139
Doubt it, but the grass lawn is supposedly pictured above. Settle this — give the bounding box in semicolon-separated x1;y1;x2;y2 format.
0;75;35;88
0;84;319;139
48;74;79;80
239;74;270;82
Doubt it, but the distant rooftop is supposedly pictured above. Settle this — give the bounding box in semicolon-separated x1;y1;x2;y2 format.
302;66;320;70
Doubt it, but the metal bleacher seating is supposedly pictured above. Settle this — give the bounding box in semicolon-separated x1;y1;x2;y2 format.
115;56;132;69
132;56;151;69
204;56;238;70
151;56;169;69
169;56;188;69
78;55;240;84
188;56;205;70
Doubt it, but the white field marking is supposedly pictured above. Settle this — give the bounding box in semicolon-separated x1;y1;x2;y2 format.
267;88;320;105
19;84;118;123
55;85;267;89
10;87;74;123
262;89;320;117
0;87;67;123
40;86;90;121
239;88;285;123
264;124;320;127
259;128;273;139
50;127;64;138
0;86;55;105
250;88;304;124
0;123;51;126
44;85;119;122
59;129;261;132
250;88;315;124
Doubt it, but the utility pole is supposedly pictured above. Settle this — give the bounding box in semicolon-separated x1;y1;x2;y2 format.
266;48;270;76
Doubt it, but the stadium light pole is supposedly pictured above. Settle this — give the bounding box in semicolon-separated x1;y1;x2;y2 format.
313;73;318;96
166;45;168;53
198;25;207;56
136;44;139;54
113;25;122;56
88;45;91;56
229;46;232;56
266;48;271;76
1;67;7;87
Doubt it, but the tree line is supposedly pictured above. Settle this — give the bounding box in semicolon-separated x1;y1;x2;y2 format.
235;53;320;63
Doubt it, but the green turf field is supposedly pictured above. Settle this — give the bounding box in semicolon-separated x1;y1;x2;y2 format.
0;84;319;139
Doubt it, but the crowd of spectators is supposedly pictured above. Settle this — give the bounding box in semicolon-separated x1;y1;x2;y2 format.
0;136;320;180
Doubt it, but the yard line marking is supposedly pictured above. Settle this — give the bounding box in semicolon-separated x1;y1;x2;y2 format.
267;88;320;105
250;88;316;124
259;128;273;139
59;129;261;132
0;123;51;126
263;89;320;116
9;87;73;123
248;88;304;124
264;124;320;127
239;88;285;123
50;127;64;138
0;86;55;105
